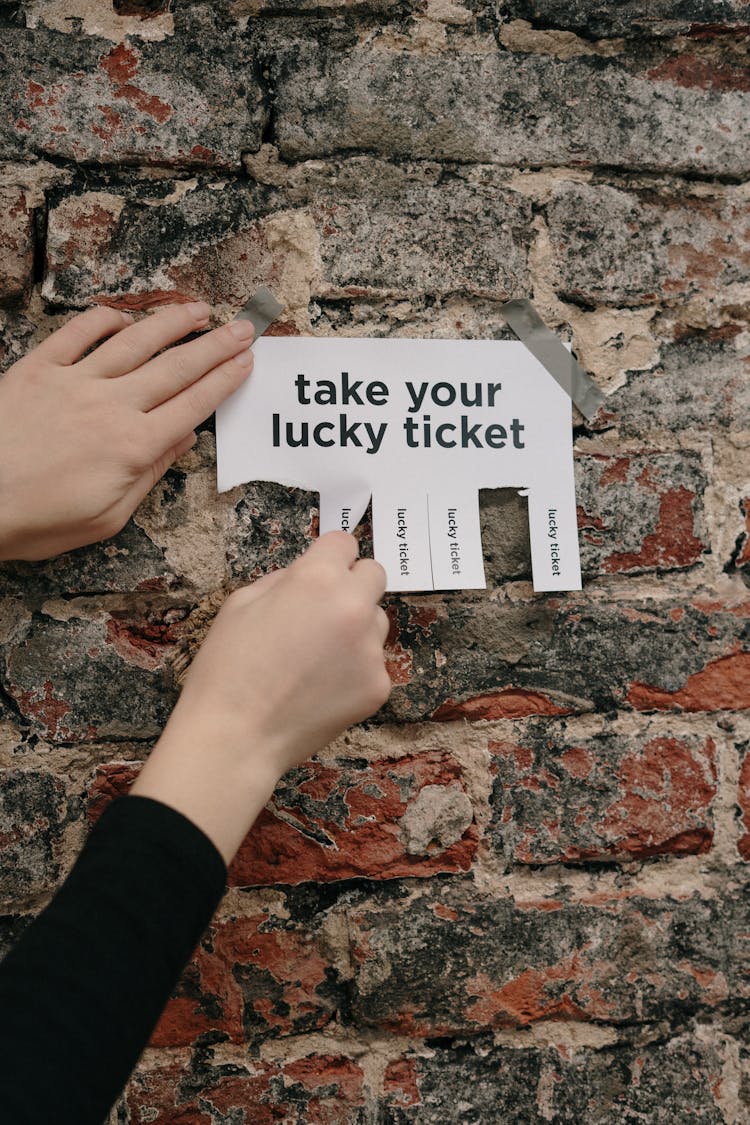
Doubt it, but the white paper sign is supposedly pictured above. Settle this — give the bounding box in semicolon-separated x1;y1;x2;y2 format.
216;338;582;592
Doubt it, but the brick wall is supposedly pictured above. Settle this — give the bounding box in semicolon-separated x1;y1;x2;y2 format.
0;1;749;1121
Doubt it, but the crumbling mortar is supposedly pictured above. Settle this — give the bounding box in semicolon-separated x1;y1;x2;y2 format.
124;1016;750;1111
529;206;748;378
471;849;746;904
706;436;750;581
483;568;750;606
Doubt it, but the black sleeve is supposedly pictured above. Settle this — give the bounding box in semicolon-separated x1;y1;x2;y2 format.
0;794;227;1125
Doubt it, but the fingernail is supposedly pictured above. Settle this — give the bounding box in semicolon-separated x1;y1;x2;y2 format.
228;319;255;341
233;348;254;370
186;300;211;320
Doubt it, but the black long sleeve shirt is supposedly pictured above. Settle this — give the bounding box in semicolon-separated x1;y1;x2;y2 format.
0;795;227;1125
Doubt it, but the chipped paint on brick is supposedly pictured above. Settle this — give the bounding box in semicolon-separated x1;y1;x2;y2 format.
150;908;339;1047
627;651;750;712
490;729;717;864
433;689;574;721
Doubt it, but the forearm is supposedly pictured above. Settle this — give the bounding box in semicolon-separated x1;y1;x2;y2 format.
0;796;226;1125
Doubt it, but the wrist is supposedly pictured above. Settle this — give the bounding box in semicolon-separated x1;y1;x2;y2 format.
165;704;286;788
130;713;283;866
0;516;24;562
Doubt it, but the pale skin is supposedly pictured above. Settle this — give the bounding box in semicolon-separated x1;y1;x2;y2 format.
0;301;391;864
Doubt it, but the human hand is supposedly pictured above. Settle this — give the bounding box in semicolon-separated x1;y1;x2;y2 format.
0;301;256;562
130;532;392;863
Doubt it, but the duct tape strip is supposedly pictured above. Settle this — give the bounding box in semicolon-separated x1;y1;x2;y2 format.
234;286;285;338
500;298;605;422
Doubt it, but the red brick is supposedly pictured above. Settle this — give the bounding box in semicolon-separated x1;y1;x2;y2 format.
150;909;339;1047
5;606;181;742
230;754;477;886
737;746;750;860
647;53;750;91
87;755;478;885
382;597;750;723
348;884;748;1034
627;651;750;712
125;1052;366;1124
489;726;717;864
87;762;139;824
576;452;708;575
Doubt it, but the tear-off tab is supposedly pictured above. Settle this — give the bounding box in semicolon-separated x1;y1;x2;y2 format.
319;484;372;536
372;490;433;592
527;485;582;592
428;491;486;591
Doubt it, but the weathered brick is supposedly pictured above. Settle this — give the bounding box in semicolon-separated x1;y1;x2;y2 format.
501;0;750;38
0;17;264;167
384;597;750;723
0;187;35;306
381;1046;544;1122
737;738;750;860
0;768;69;904
43;179;281;310
543;1032;733;1123
600;335;750;435
149;900;344;1047
265;0;406;10
489;723;717;865
0;9;747;1119
2;605;182;742
381;1031;734;1122
575;451;708;575
309;295;519;340
124;1050;368;1125
88;752;478;885
271;38;750;176
43;162;533;309
0;295;62;373
0;434;249;600
4;596;749;744
227;481;319;585
0;518;174;599
729;496;750;576
0;681;25;755
119;1029;744;1122
348;882;750;1033
87;761;140;824
546;181;750;308
300;159;532;301
233;755;476;885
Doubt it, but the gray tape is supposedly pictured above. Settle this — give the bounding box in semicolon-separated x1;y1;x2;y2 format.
501;298;606;422
234;286;284;339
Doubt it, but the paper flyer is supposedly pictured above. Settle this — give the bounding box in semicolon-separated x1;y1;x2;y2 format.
216;338;582;592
